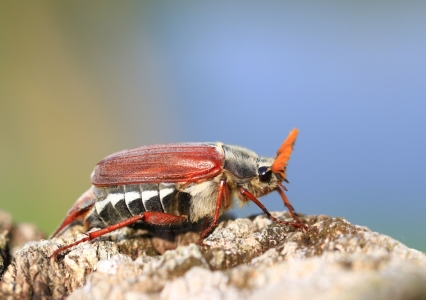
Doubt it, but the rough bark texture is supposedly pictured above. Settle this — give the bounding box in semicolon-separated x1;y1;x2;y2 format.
0;210;425;300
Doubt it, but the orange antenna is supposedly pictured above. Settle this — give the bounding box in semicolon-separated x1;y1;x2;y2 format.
270;128;298;179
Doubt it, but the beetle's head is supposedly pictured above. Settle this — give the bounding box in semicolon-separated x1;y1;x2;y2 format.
246;129;298;197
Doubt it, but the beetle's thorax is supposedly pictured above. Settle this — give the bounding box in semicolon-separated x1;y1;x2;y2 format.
221;144;260;180
220;144;281;200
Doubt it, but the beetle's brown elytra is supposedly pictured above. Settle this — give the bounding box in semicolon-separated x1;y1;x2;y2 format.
51;129;307;258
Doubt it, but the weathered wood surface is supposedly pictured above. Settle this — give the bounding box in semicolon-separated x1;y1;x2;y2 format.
1;210;425;300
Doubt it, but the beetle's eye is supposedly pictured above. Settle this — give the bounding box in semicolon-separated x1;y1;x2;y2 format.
258;166;272;182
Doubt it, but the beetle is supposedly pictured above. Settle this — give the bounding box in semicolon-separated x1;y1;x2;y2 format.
51;128;307;257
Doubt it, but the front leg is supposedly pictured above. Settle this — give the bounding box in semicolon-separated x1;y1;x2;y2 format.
239;187;307;231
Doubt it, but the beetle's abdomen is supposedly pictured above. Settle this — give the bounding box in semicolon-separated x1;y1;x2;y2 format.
85;183;191;228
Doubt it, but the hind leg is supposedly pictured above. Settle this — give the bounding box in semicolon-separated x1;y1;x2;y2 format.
52;212;187;258
51;187;96;238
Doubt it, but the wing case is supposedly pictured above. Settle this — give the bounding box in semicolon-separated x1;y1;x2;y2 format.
91;143;224;186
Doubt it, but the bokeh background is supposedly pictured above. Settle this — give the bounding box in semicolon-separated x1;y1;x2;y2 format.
1;2;425;252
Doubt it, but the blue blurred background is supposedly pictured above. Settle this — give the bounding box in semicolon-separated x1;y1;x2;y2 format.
1;2;425;252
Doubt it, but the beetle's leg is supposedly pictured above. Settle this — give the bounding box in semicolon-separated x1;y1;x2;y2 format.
51;188;96;238
222;181;231;209
276;183;307;230
238;187;307;231
197;178;227;243
52;212;187;259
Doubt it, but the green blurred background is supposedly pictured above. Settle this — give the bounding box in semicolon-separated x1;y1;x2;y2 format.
0;1;179;232
1;2;425;252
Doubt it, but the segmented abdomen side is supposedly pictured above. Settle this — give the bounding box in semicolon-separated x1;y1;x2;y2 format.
85;183;191;228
